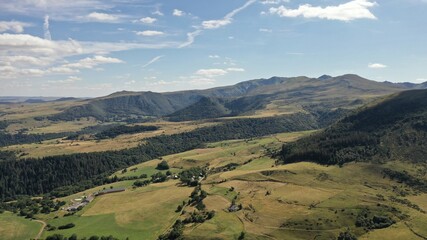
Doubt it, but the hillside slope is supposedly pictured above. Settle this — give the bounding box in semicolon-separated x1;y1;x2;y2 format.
49;74;419;121
278;90;427;166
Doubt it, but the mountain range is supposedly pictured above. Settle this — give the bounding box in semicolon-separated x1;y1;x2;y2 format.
49;74;427;122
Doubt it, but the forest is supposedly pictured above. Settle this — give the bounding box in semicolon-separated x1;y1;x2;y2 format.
0;112;328;201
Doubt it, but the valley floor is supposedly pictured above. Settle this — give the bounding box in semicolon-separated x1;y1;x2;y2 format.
2;131;423;240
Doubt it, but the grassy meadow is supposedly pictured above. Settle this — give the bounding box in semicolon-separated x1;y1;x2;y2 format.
1;129;426;240
0;212;42;240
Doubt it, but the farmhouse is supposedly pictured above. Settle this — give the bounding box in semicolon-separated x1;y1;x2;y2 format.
65;195;95;211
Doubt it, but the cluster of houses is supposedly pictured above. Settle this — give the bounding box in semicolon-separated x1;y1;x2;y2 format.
65;187;125;212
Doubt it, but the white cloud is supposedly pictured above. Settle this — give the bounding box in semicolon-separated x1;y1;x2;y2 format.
0;33;83;57
269;0;377;21
260;0;289;5
137;17;157;24
0;65;46;79
0;1;109;20
259;28;273;33
136;30;164;36
0;56;51;66
64;55;124;69
153;10;164;16
173;9;185;17
202;19;232;29
142;55;163;68
44;15;52;40
86;12;120;22
196;68;228;77
209;55;220;59
0;21;31;33
415;78;427;83
0;33;183;80
48;66;79;74
48;76;82;84
202;0;256;29
179;29;202;48
368;63;387;69
180;0;254;48
227;67;245;72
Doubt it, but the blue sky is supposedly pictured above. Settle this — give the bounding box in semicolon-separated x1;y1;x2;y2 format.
0;0;426;97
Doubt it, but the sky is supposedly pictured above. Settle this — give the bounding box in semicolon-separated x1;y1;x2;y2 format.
0;0;426;97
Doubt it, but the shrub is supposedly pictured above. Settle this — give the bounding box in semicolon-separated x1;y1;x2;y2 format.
58;223;75;230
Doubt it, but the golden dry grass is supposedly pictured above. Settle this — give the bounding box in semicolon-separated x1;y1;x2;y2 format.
2;120;218;158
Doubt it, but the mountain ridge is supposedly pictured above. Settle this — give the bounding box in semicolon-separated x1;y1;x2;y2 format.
48;74;426;121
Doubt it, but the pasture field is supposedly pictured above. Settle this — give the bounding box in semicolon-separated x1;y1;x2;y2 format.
0;100;84;121
3;130;426;240
0;211;42;240
43;181;193;239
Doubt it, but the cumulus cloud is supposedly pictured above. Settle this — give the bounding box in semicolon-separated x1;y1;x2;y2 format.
0;56;51;66
202;0;256;29
260;0;289;4
0;21;31;33
0;31;182;81
48;67;79;74
135;30;164;36
0;34;83;57
0;1;109;20
368;63;387;69
227;67;245;72
269;0;378;21
136;17;157;24
153;10;164;16
196;68;228;77
64;55;124;69
173;9;185;17
195;67;245;77
209;55;220;59
48;76;82;84
86;12;120;22
0;66;45;79
202;19;232;29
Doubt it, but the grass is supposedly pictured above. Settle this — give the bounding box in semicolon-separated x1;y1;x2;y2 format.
110;159;182;179
0;212;42;240
44;181;193;239
0;100;84;121
4;130;426;240
1;120;217;158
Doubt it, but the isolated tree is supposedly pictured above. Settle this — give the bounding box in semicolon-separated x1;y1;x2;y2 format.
156;160;170;170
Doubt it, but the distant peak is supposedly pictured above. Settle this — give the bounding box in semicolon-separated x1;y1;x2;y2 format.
318;75;333;80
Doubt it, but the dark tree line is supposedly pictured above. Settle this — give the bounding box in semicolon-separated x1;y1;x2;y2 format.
0;113;326;201
95;125;159;139
0;132;70;147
